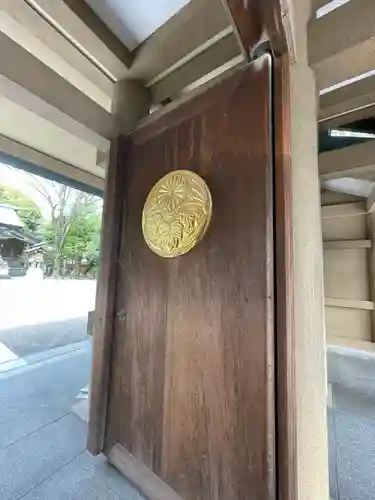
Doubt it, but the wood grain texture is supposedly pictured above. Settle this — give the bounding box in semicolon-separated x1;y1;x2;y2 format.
109;444;184;500
221;0;287;58
274;54;297;500
103;58;275;500
86;137;126;454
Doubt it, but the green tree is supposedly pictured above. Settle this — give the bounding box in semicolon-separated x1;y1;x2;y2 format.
28;177;102;276
61;196;102;276
0;184;42;232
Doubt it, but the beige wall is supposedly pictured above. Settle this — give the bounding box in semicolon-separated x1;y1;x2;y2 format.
290;0;330;499
322;201;373;343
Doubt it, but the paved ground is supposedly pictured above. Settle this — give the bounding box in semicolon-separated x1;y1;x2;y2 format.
0;341;143;500
0;278;144;499
1;278;375;499
328;346;375;500
0;278;96;359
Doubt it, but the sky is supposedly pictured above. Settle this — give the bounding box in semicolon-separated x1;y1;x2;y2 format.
0;163;52;218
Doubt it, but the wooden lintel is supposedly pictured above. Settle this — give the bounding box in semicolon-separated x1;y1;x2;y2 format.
130;0;231;84
1;0;114;107
325;298;375;311
322;202;367;219
319;141;375;181
26;0;132;80
0;31;113;149
0;134;105;191
323;239;372;250
319;75;375;125
309;0;375;90
150;33;241;103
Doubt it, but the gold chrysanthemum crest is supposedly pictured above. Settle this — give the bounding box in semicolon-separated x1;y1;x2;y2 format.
142;170;212;258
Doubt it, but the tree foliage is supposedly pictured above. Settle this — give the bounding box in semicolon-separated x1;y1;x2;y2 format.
28;178;102;276
0;184;42;231
0;174;102;277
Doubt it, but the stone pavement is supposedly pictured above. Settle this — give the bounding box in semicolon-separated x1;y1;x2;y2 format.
0;278;95;361
1;272;374;500
0;341;143;500
328;346;375;500
0;317;88;358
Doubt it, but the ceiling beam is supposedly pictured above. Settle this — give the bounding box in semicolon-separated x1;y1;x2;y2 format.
220;0;262;59
319;74;375;126
0;0;113;110
0;134;105;192
220;0;288;57
321;190;366;206
150;32;241;103
25;0;132;81
319;107;375;131
0;31;112;151
130;0;231;84
309;0;375;90
319;140;375;180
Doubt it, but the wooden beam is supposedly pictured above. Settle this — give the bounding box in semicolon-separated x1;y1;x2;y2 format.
0;31;113;150
0;0;113;108
130;0;231;84
87;80;150;455
108;444;183;500
25;0;132;80
273;54;297;500
221;0;288;58
325;298;375;311
309;0;375;90
322;202;367;219
321;190;366;206
323;239;372;250
87;138;126;454
319;141;375;181
220;0;262;59
319;108;375;131
150;32;241;103
0;134;105;191
319;74;375;125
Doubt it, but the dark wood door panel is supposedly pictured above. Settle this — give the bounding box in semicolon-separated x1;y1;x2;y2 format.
104;56;275;500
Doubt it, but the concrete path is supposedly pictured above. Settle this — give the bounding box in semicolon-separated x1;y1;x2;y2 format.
0;278;96;360
0;341;143;500
328;346;375;500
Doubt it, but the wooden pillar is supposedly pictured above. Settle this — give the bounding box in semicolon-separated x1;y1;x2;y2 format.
88;80;150;454
290;0;330;498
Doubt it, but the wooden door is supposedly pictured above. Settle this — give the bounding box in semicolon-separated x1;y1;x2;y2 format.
95;55;275;500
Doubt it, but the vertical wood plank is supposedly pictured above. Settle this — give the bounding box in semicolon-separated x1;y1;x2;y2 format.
274;54;297;500
87;137;127;454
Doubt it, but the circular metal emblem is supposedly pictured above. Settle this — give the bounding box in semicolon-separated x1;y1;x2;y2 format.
142;170;212;258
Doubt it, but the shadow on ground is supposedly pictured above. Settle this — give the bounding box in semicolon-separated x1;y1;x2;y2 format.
0;316;88;358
